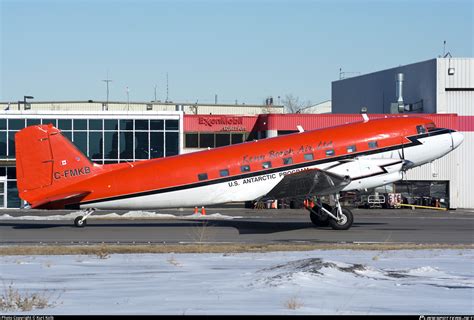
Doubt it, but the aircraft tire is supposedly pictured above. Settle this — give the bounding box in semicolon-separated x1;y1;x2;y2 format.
329;208;353;230
74;216;86;228
310;203;331;227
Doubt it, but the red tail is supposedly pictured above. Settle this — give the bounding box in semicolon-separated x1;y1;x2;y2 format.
15;125;97;208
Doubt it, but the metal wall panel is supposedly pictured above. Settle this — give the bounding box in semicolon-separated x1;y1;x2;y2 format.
332;59;438;114
437;58;474;114
406;132;473;208
445;91;474;116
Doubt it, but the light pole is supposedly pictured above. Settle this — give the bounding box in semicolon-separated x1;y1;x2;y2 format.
126;86;130;110
102;73;112;109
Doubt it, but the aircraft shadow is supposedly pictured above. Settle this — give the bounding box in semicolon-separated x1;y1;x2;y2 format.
1;220;387;235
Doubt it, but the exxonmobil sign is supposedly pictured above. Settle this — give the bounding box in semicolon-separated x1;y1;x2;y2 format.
198;116;243;127
184;115;255;132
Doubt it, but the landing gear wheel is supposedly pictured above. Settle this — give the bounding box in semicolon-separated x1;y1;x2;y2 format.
74;216;86;228
329;207;353;230
309;203;332;227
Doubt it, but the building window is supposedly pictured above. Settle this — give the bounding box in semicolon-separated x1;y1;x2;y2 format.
104;132;118;159
89;131;103;159
165;132;179;157
8;119;25;130
120;119;133;131
150;132;164;158
283;157;293;165
104;119;118;131
231;133;244;144
27;119;41;126
73;119;87;130
150;120;164;130
199;133;214;148
0;131;6;157
120;131;134;159
216;133;231;147
165;120;179;130
135;119;149;131
347;145;356;153
277;130;298;136
219;169;230;177
58;119;72;130
262;161;272;169
241;165;250;172
42;119;57;126
135;132;149;159
184;132;247;149
325;149;335;156
198;173;208;181
185;133;199;148
89;119;103;131
73;131;88;156
304;153;314;161
368;141;378;149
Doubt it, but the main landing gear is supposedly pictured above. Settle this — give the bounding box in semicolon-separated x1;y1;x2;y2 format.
74;208;95;228
305;195;354;230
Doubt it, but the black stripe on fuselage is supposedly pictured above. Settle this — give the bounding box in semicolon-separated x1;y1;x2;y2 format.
80;128;453;205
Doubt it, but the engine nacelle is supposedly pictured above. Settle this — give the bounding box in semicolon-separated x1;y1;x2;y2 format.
343;171;403;192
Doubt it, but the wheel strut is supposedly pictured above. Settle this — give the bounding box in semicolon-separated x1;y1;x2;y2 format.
74;208;95;228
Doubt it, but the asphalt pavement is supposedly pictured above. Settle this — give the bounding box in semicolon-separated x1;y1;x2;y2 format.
1;207;473;245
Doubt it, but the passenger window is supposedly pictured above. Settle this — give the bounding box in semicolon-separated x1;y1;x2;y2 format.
368;141;378;149
347;145;356;153
262;161;272;169
219;169;229;177
283;157;293;165
325;149;335;156
304;153;314;161
241;165;250;172
197;173;208;181
416;125;426;134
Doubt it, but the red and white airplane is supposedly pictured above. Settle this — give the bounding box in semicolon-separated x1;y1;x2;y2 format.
15;116;463;230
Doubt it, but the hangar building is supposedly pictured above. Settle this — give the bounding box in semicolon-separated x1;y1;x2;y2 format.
332;57;473;209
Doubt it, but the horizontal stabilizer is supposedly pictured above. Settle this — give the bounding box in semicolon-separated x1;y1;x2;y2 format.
265;169;351;199
30;191;90;209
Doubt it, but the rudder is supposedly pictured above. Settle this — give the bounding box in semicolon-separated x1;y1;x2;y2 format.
15;124;95;206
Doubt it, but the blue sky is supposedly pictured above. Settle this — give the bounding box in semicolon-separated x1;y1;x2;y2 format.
1;0;472;105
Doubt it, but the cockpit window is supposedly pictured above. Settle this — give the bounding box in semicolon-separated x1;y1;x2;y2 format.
426;122;437;132
416;125;426;134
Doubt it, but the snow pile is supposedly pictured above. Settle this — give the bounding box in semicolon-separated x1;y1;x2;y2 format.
1;249;472;314
0;212;85;221
252;257;474;290
0;211;240;221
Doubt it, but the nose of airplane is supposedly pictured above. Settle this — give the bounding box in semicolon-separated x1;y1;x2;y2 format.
451;131;464;149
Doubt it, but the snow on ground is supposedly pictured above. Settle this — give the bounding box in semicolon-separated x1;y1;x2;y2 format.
0;210;240;221
1;249;473;314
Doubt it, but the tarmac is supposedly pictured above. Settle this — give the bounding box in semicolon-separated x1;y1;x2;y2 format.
0;207;473;245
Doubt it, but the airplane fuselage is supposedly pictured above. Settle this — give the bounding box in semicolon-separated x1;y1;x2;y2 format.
60;117;462;210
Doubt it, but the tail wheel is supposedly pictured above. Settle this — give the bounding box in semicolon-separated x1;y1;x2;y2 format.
74;216;86;228
309;203;332;227
329;207;353;230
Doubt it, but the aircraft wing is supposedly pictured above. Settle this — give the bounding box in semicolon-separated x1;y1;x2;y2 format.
264;169;351;199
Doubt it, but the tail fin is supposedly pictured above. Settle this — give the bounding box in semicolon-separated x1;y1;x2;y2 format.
15;124;96;207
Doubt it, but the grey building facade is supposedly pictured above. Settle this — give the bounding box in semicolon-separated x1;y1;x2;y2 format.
332;58;438;114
